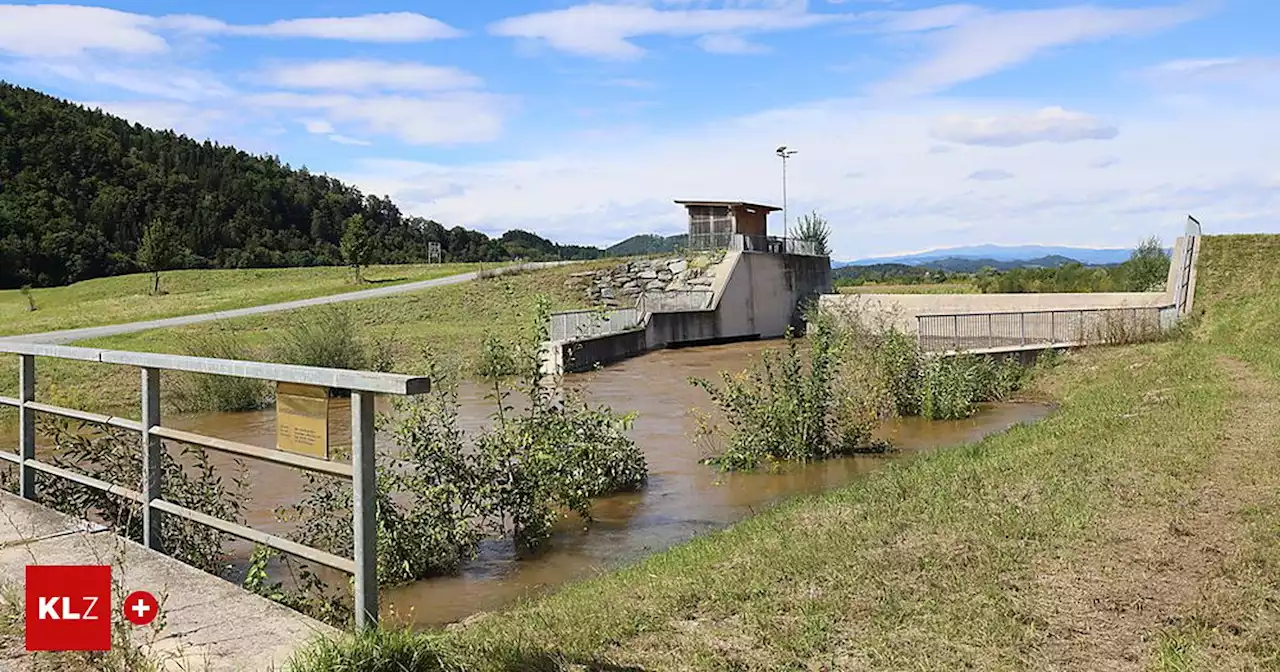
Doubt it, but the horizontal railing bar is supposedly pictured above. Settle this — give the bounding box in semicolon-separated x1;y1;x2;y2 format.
0;342;430;396
0;395;17;408
0;451;17;465
917;304;1173;319
150;426;353;478
23;458;144;503
149;498;355;574
24;401;143;432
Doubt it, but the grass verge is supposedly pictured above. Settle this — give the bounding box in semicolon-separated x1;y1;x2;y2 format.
286;235;1280;671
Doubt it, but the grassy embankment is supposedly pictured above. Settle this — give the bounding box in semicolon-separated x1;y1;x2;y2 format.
0;261;609;421
293;235;1280;671
0;263;492;338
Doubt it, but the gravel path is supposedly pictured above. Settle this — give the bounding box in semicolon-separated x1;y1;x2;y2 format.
1;261;574;345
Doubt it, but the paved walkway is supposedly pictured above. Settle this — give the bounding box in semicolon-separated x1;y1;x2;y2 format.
0;492;336;671
2;261;574;345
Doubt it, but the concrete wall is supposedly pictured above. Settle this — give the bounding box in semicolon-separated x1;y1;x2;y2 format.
647;310;720;348
716;251;832;338
552;328;649;374
820;291;1171;333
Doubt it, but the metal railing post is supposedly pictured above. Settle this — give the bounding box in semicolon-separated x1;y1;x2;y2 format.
1078;310;1085;343
18;355;36;499
987;313;994;348
1050;311;1056;343
141;367;163;551
1020;313;1026;347
953;315;959;351
352;390;379;628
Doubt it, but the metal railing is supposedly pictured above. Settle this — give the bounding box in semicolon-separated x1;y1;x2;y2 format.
915;305;1175;353
0;341;431;628
735;234;825;257
686;232;736;251
548;307;643;342
685;232;826;257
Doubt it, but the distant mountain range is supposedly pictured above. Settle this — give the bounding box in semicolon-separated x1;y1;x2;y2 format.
838;244;1136;268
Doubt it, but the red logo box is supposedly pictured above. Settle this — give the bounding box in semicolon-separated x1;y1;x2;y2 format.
25;565;112;652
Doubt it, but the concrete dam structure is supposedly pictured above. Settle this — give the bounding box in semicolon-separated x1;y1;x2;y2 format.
543;238;832;374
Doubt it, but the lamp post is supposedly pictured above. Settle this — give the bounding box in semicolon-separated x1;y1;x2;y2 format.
775;146;797;240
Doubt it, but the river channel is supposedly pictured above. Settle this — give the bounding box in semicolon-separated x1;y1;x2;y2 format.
151;339;1054;627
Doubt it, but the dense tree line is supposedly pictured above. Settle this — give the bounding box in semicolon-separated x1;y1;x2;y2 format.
0;82;601;288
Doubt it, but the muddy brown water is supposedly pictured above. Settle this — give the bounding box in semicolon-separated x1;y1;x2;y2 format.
13;340;1053;628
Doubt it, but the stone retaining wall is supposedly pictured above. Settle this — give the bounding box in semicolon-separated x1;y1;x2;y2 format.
564;251;726;307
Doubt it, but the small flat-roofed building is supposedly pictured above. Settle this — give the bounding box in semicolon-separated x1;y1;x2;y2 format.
675;200;781;249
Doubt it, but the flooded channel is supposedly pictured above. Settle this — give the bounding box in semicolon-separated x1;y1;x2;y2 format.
42;340;1053;628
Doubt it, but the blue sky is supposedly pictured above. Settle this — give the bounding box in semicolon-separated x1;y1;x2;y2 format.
1;0;1278;259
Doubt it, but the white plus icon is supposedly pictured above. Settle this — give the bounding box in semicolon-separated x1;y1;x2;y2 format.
131;598;151;619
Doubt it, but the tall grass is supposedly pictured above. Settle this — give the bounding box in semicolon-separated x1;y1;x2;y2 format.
275;306;394;372
172;326;271;412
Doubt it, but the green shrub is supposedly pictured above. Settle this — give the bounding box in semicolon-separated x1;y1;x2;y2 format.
275;306;393;372
691;311;885;470
172;326;271;412
35;418;246;576
271;298;647;625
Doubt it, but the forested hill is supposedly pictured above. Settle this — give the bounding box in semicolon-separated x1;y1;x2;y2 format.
0;82;602;288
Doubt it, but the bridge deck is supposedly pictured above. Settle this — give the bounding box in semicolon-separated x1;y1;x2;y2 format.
0;492;335;671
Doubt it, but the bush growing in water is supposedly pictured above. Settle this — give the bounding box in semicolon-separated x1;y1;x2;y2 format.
691;310;887;470
271;297;646;624
692;303;1042;469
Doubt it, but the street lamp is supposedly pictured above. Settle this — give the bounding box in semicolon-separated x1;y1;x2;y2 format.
775;146;797;239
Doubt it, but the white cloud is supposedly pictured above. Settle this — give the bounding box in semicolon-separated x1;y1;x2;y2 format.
249;92;509;144
0;5;167;57
489;2;837;59
328;134;372;146
233;13;463;42
258;59;482;92
1139;56;1280;98
333;96;1280;256
869;3;1204;97
968;168;1014;181
697;34;769;54
302;119;335;134
931;106;1118;147
0;5;461;58
11;60;234;102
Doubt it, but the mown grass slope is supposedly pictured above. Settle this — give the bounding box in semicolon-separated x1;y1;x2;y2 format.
291;234;1280;671
0;262;609;421
0;263;487;338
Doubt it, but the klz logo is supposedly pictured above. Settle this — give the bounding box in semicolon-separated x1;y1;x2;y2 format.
25;565;111;651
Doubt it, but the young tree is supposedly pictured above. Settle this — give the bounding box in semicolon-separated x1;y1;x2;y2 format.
340;214;372;282
136;217;184;295
794;211;831;257
1121;236;1170;292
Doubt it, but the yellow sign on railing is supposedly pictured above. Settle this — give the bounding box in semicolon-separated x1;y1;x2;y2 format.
276;382;329;459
